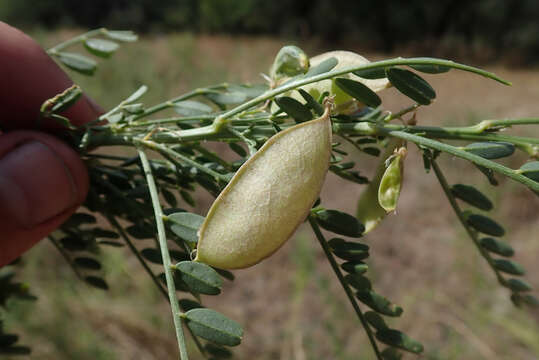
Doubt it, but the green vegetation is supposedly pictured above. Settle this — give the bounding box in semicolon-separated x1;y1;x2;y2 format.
3;1;539;63
2;30;538;359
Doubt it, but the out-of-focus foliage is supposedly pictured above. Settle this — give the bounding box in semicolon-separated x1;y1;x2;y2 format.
2;1;539;59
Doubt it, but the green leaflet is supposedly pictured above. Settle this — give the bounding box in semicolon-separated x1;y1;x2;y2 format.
183;308;243;346
175;261;222;295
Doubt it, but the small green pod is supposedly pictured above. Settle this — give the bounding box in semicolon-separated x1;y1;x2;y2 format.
378;148;406;213
195;105;332;269
356;139;403;233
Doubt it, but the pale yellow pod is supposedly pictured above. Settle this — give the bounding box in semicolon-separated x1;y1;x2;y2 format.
274;51;390;114
195;106;332;269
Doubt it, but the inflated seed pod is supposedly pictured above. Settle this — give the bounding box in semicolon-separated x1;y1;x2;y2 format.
273;51;390;114
356;139;403;233
378;147;406;212
195;104;333;269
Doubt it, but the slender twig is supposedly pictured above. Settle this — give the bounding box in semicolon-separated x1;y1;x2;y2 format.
386;130;539;191
47;28;106;54
105;214;207;358
430;158;506;284
308;216;382;360
383;104;420;122
137;148;190;360
133;85;227;120
140;139;229;182
227;126;257;157
84;153;133;161
212;57;510;126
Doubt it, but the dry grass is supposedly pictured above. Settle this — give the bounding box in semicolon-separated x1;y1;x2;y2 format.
4;30;539;359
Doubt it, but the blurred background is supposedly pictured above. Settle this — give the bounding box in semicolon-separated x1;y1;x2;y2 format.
2;1;539;359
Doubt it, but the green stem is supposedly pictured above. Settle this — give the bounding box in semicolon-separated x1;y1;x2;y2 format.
227;126;257;157
384;104;420;122
131;113;288;128
84;153;133;161
132;115;217;127
308;216;382;360
137;148;190;360
106;214;207;358
140;139;229;182
385;130;539;191
474;117;539;130
336;120;539;144
133;85;227;120
47;28;106;54
430;159;506;285
213;57;510;126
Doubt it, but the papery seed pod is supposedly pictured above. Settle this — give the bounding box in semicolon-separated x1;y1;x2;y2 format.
356;139;403;233
305;51;389;114
273;51;390;114
195;103;333;269
378;147;407;213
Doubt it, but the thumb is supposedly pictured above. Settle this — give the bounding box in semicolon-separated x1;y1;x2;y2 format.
0;131;89;266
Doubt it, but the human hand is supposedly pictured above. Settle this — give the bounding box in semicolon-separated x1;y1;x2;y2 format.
0;22;101;266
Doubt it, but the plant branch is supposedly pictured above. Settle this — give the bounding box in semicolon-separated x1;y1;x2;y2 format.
47;28;106;54
385;130;539;191
308;216;382;360
133;85;227;120
140;139;230;182
211;57;510;127
430;158;506;285
137;148;190;360
106;214;207;358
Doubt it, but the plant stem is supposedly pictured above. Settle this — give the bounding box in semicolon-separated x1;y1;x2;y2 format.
227;126;257;157
106;214;207;358
430;159;506;284
47;28;106;54
384;104;420;122
137;148;190;360
385;130;539;191
133;85;227;120
140;139;229;182
308;216;382;360
213;57;510;126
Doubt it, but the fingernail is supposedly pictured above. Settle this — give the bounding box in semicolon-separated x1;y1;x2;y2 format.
0;141;78;228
